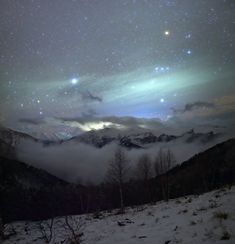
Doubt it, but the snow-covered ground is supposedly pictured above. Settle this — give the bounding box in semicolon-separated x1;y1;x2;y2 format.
3;185;235;244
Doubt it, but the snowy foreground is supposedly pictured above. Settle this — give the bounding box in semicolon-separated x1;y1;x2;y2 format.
3;186;235;244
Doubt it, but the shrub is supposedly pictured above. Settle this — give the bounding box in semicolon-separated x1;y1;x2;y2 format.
213;211;228;220
221;231;230;240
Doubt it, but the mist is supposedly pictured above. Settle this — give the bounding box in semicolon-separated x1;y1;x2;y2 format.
16;134;230;184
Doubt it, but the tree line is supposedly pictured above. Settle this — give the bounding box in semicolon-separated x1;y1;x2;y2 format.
105;147;175;213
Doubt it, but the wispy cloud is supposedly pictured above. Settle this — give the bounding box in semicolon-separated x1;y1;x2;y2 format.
57;85;102;103
18;118;45;125
81;91;103;102
172;101;215;114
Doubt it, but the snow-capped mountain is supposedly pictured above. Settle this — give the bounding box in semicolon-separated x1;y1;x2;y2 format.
0;127;38;145
0;125;223;150
68;128;221;149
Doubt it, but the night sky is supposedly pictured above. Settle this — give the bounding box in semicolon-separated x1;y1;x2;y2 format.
1;0;235;136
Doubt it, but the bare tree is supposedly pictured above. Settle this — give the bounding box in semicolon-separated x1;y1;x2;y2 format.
0;217;4;241
0;220;16;241
136;153;152;201
154;148;175;201
0;128;19;159
106;147;129;213
0;160;6;241
38;217;54;243
136;153;152;181
62;215;84;244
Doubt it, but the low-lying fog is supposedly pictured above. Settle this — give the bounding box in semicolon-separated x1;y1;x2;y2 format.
16;134;229;184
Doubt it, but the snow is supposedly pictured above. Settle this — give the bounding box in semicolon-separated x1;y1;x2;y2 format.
3;185;235;244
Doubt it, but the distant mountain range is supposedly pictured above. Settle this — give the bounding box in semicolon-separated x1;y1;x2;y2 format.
0;126;223;150
72;128;221;149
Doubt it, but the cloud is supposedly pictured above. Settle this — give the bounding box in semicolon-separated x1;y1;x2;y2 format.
168;107;235;136
81;91;103;102
214;95;235;109
172;101;215;114
57;85;102;103
56;116;167;134
17;93;235;141
184;101;215;111
16;130;230;184
18;112;232;141
14;108;235;184
18;118;45;125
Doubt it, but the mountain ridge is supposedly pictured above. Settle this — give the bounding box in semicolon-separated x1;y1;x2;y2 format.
0;126;222;149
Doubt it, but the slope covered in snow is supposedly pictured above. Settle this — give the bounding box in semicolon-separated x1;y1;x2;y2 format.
3;185;235;244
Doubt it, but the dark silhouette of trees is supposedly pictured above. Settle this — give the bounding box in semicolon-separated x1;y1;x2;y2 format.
154;149;176;201
106;147;129;213
136;153;152;202
0;217;4;241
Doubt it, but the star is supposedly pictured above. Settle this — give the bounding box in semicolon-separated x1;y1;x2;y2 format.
155;66;170;73
185;33;191;39
187;50;192;55
71;78;78;84
0;0;234;142
164;30;170;36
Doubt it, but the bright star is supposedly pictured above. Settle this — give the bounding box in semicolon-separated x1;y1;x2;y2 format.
71;78;78;84
160;98;165;103
164;30;170;36
187;50;192;55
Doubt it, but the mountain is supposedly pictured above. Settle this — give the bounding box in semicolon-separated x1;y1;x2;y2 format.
0;126;39;159
0;127;38;144
0;156;83;223
0;126;71;152
0;156;67;190
0;126;224;150
0;126;229;187
167;137;235;197
69;128;221;149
